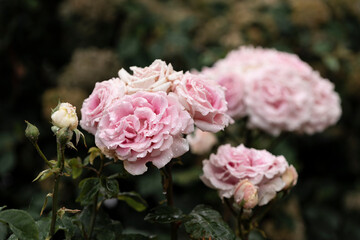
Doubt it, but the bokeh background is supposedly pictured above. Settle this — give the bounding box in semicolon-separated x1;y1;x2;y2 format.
1;0;360;239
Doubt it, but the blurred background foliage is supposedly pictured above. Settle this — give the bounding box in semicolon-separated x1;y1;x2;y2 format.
1;0;360;239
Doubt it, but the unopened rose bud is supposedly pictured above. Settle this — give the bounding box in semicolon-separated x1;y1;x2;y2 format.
282;165;298;190
51;102;78;130
25;121;40;143
234;179;259;209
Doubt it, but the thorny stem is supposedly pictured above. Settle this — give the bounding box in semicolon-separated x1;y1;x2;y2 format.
49;138;65;237
161;164;178;240
88;156;104;240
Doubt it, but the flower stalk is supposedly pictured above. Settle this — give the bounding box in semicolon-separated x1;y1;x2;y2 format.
88;155;104;240
49;135;65;237
161;163;178;240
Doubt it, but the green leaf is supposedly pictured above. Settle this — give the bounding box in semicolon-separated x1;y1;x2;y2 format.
145;205;185;224
68;157;83;179
0;209;39;240
57;216;78;240
32;169;53;182
88;147;103;165
0;206;6;212
118;192;148;212
74;129;86;147
0;222;7;240
100;178;119;199
76;178;101;205
40;193;52;216
7;234;17;240
36;217;50;240
184;205;236;240
77;207;122;240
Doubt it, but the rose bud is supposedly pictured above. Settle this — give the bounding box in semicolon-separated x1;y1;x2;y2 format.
25;121;40;143
234;179;259;209
282;165;298;190
51;102;78;130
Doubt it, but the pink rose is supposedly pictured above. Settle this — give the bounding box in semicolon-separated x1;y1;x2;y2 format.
225;46;313;75
80;78;126;134
301;75;341;134
201;144;289;205
187;128;218;155
118;59;183;94
282;165;298;190
95;91;194;175
234;179;259;209
202;64;247;119
174;72;233;133
245;67;313;136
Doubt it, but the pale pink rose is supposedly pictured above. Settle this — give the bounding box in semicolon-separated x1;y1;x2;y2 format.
51;102;78;130
80;78;126;134
201;144;289;205
282;165;298;190
301;74;341;134
187;128;218;155
95;91;194;175
174;72;233;133
118;59;183;94
225;46;313;75
234;179;259;209
244;67;313;136
202;64;247;119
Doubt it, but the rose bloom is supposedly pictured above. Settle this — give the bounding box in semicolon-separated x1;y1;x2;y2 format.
51;102;78;130
187;128;218;155
174;72;233;133
301;74;341;134
202;64;246;119
80;78;126;134
201;144;290;206
95;91;194;175
225;46;313;75
234;179;259;209
118;59;183;94
244;67;313;136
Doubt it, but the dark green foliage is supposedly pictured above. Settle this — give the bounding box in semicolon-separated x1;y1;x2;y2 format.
0;209;39;240
145;205;185;224
184;205;236;240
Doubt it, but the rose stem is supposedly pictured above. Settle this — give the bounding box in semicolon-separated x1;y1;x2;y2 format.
88;156;104;239
33;142;52;168
161;164;178;240
49;137;65;237
237;207;249;240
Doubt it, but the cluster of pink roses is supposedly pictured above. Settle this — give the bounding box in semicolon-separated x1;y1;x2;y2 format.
80;60;232;175
201;144;298;209
202;46;341;136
